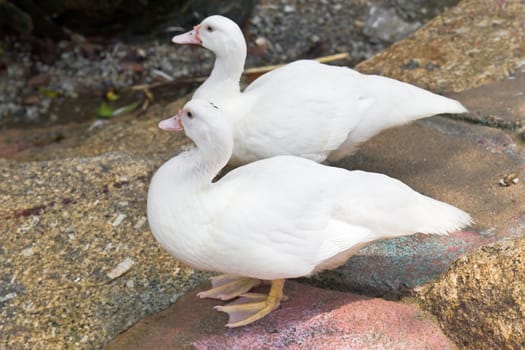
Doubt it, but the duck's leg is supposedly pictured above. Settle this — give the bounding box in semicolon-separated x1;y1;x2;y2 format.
215;279;286;328
197;274;261;301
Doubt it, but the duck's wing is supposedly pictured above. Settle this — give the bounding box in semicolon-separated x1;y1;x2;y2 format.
238;61;366;162
204;156;377;279
205;157;471;279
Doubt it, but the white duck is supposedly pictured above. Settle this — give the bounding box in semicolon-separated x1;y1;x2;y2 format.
171;15;467;165
147;99;471;328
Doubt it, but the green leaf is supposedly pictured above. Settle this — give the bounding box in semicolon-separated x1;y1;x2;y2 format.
97;102;114;118
112;101;140;116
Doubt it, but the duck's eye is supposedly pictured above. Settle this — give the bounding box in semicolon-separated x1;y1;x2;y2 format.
187;111;193;119
206;25;213;32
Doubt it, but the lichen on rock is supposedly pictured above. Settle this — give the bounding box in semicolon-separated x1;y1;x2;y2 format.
419;236;525;349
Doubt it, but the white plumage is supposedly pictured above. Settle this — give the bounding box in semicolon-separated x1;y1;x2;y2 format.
147;99;471;327
171;15;467;165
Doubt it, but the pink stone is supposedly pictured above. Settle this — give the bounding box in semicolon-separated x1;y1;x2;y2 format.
105;281;455;350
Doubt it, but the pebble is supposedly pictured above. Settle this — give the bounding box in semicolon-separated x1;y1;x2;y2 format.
133;216;147;229
363;5;421;42
283;5;295;13
107;257;135;279
112;213;127;227
499;173;519;187
21;247;34;257
0;292;17;303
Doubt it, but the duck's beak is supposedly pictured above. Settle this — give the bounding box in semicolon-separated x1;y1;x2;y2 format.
159;109;184;131
172;25;202;45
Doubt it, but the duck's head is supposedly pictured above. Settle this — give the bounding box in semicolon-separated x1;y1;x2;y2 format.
172;15;246;58
159;99;232;153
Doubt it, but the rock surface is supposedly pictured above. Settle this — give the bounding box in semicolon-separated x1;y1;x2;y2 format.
313;115;524;296
0;101;211;349
105;281;457;350
356;0;525;93
419;236;525;349
449;72;525;129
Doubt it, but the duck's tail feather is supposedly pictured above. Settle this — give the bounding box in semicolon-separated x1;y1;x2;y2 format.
349;75;467;144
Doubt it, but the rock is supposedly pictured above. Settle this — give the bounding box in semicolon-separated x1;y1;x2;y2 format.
22;93;40;105
349;2;525;345
315;0;525;298
30;37;59;65
312;114;525;296
0;101;214;349
356;0;525;93
363;5;421;43
386;0;460;22
419;236;525;349
80;41;103;60
449;72;525;129
27;74;51;88
105;281;456;350
119;61;144;73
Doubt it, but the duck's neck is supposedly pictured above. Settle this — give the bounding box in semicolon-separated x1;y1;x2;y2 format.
210;50;245;84
155;140;231;192
198;45;246;98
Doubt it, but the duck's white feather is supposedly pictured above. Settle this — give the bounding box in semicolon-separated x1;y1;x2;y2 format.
205;157;470;278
